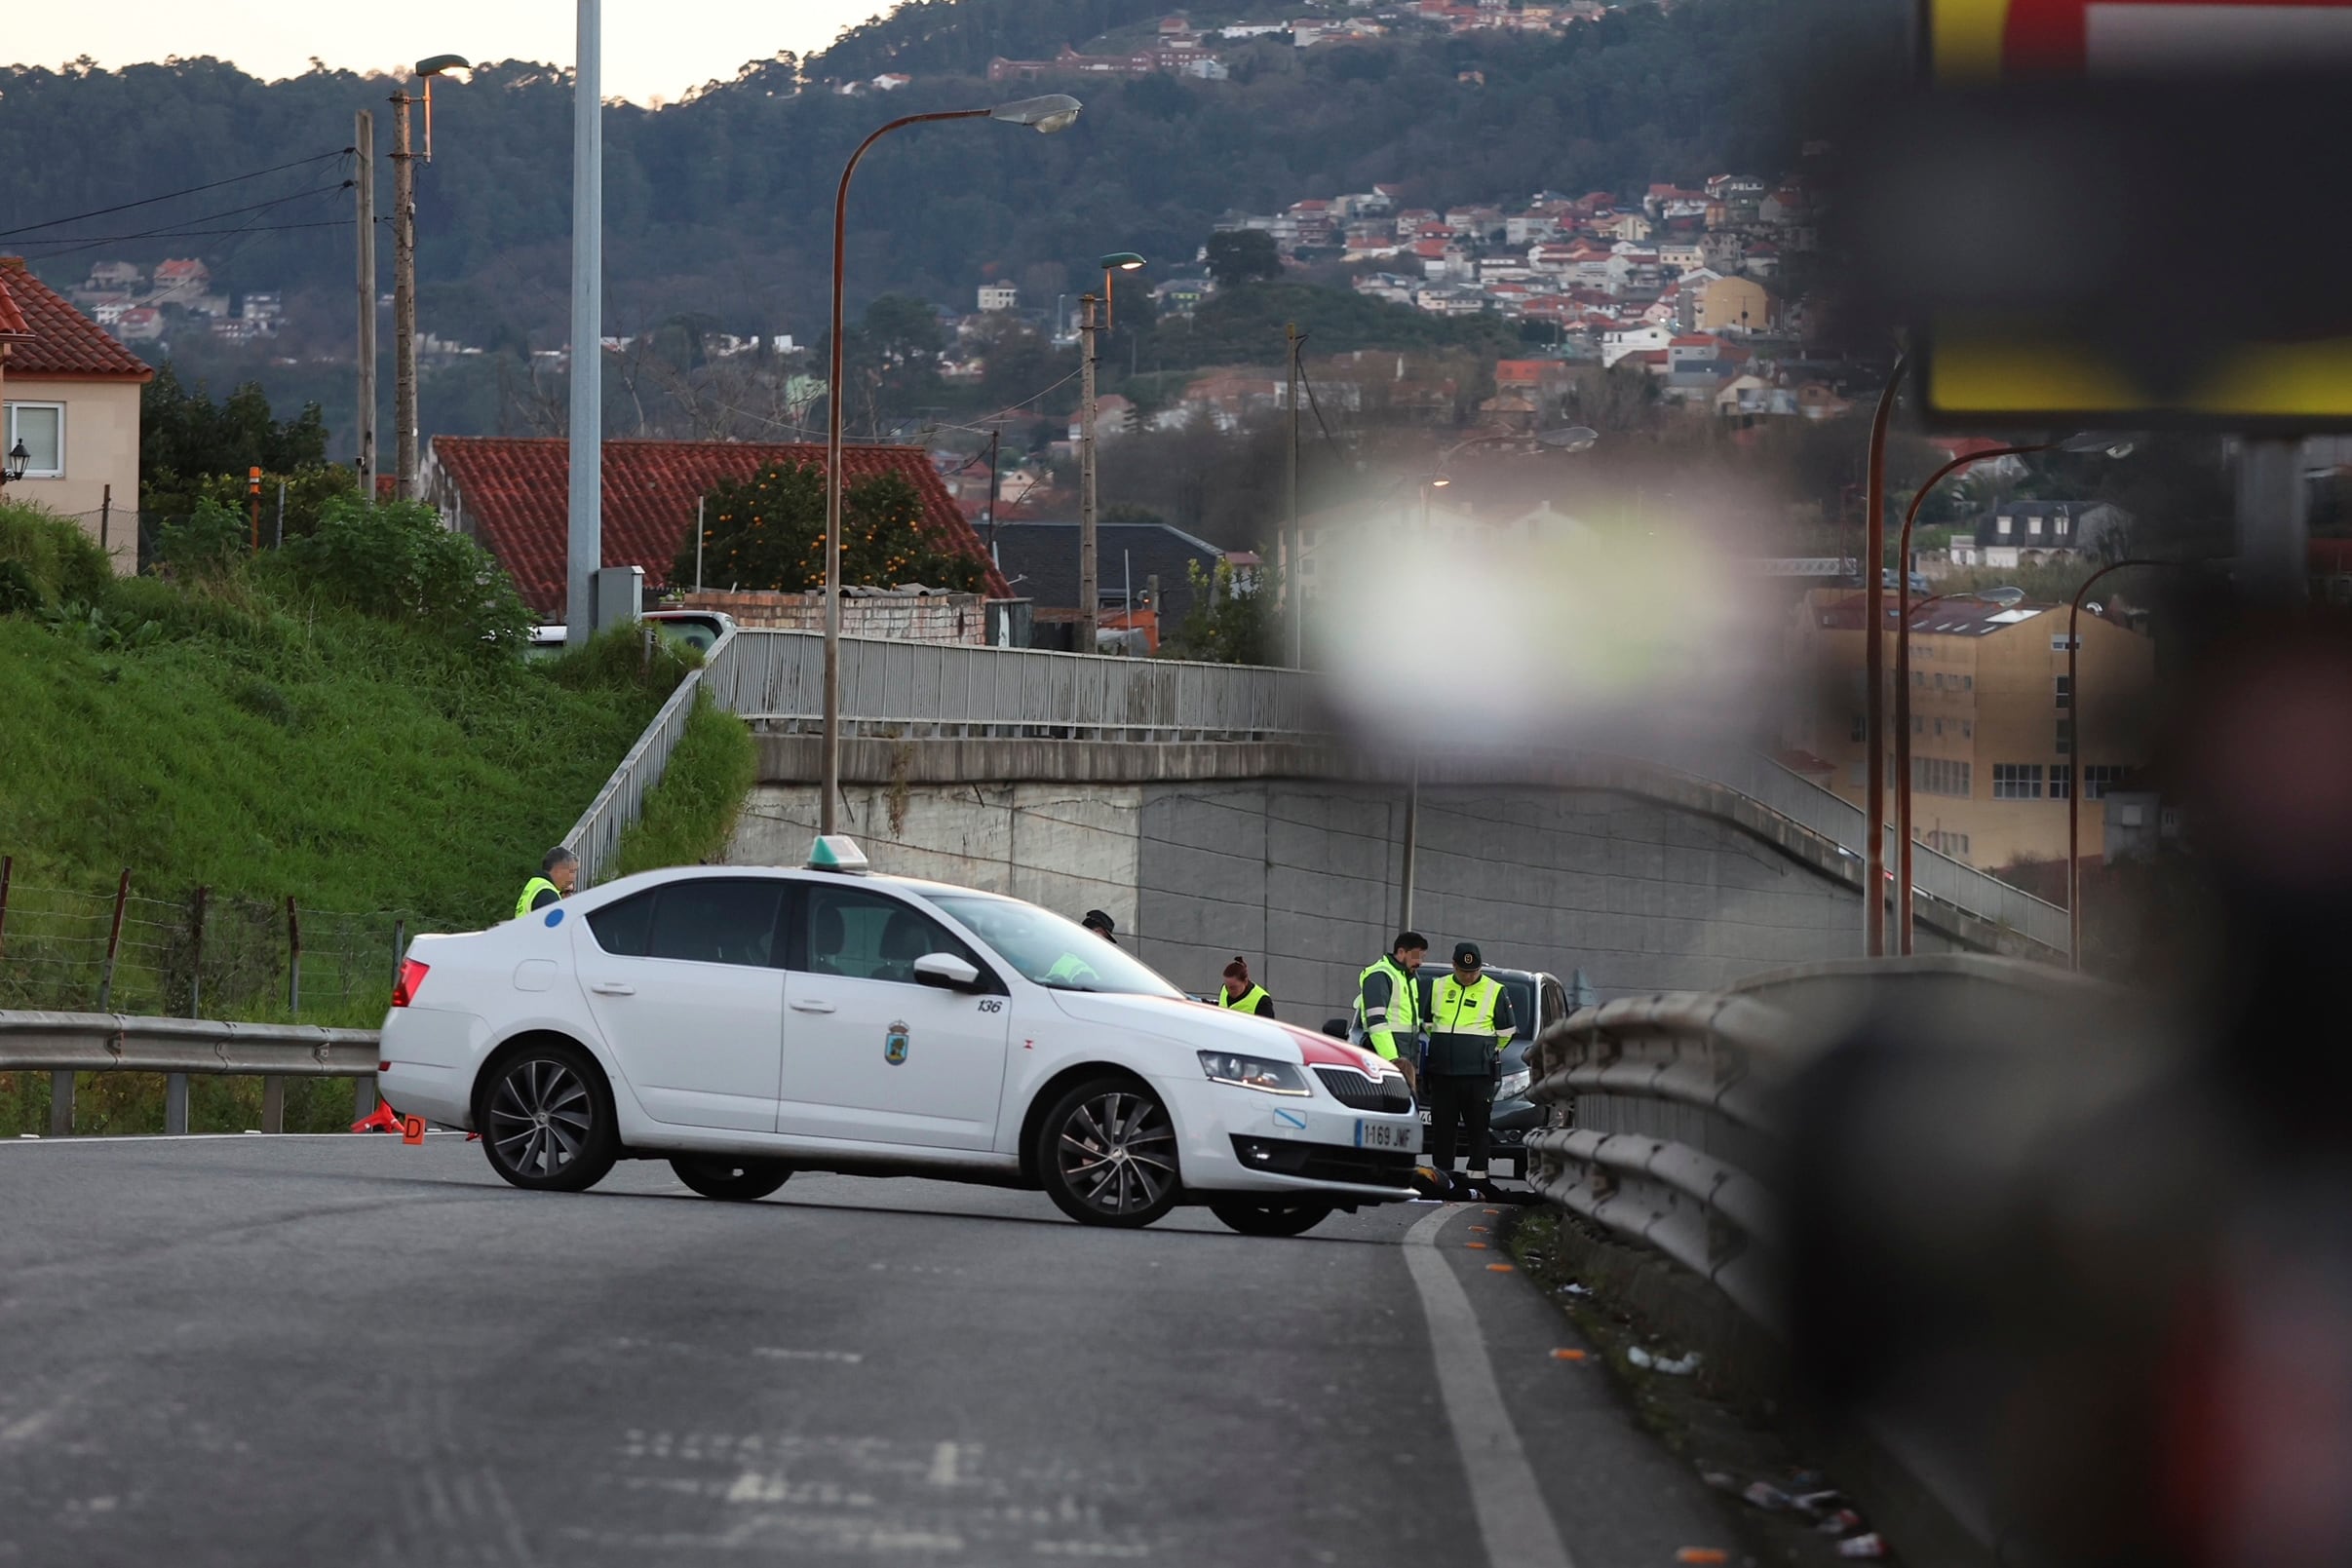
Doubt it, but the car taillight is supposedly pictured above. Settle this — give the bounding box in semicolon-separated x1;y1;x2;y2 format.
391;957;430;1008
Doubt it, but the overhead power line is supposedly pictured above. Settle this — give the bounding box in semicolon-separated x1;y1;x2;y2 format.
0;150;351;240
10;180;353;250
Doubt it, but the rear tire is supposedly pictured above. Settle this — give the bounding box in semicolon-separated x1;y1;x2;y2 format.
1209;1200;1333;1238
477;1043;618;1193
1034;1075;1182;1228
670;1156;791;1202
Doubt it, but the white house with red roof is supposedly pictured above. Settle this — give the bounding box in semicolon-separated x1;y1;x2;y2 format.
0;256;153;573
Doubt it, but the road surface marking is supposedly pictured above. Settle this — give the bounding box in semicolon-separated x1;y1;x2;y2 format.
1404;1205;1577;1568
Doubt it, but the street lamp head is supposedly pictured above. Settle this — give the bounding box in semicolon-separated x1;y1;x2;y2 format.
1427;473;1452;488
2058;431;2136;459
1100;251;1146;271
991;94;1083;133
414;54;471;77
1535;425;1600;453
3;440;27;484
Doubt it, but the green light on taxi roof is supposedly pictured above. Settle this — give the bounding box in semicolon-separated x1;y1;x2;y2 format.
807;834;870;874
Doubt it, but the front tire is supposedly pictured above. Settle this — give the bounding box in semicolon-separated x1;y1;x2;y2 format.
670;1156;791;1202
1035;1075;1182;1228
478;1044;618;1193
1209;1200;1332;1238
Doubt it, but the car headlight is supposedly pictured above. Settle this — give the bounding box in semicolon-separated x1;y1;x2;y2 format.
1493;1068;1531;1103
1198;1051;1311;1096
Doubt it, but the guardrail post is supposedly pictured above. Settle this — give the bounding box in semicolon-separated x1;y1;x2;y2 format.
47;1071;74;1137
163;1071;189;1136
0;853;12;959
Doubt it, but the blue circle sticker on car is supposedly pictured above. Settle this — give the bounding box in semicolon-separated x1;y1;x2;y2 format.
545;908;564;927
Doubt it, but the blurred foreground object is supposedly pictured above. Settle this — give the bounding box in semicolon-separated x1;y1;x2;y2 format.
1779;618;2352;1568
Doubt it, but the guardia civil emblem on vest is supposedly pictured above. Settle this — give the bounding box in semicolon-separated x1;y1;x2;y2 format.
884;1020;910;1065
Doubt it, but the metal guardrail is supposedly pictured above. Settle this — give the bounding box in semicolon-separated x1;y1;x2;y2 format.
1522;991;1798;1331
2;1009;382;1137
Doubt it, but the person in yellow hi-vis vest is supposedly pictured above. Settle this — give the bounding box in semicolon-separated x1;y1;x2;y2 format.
1215;956;1274;1018
1354;930;1428;1095
516;847;578;919
1423;940;1518;1198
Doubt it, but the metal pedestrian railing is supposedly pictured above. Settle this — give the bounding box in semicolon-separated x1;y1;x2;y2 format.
707;630;1323;741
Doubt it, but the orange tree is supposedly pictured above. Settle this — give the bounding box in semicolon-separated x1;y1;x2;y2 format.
675;462;985;593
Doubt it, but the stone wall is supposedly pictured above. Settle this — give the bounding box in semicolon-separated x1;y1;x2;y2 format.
679;588;985;644
730;778;1948;1025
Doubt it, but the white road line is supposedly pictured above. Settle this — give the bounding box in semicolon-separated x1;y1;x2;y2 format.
1403;1205;1577;1568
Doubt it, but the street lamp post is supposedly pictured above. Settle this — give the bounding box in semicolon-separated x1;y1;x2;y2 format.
389;54;469;503
821;94;1081;835
1087;252;1144;660
1861;352;1906;957
1892;433;2132;950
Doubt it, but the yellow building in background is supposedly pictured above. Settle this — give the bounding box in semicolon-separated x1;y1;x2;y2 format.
1780;589;2157;869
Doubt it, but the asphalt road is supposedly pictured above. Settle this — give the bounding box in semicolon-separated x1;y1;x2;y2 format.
0;1135;1727;1567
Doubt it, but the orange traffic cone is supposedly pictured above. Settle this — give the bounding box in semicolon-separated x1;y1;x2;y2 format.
352;1098;404;1135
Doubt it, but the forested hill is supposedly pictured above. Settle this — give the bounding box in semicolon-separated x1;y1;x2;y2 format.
0;0;1895;352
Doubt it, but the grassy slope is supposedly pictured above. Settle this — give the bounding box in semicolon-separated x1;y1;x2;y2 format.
0;582;715;1134
0;583;660;925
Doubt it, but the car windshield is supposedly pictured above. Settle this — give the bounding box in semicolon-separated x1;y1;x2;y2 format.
929;895;1180;997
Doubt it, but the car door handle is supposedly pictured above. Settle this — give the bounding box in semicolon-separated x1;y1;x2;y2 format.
790;999;836;1013
589;981;636;996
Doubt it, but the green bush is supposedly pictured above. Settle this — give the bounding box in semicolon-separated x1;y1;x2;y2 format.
153;497;250;579
0;500;111;608
542;621;699;698
280;495;533;652
612;692;756;876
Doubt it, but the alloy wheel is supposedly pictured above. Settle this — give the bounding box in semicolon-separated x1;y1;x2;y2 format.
488;1057;593;1179
1056;1090;1178;1218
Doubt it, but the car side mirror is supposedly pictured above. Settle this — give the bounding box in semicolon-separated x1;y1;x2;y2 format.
913;952;982;991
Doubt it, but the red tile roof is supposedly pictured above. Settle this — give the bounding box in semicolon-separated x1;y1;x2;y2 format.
0;273;29;340
428;437;1012;617
0;257;154;379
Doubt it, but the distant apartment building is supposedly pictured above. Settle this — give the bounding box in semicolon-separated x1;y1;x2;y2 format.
1780;590;2155;868
976;283;1020;313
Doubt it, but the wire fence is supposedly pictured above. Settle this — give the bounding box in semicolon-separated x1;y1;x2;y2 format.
0;857;450;1029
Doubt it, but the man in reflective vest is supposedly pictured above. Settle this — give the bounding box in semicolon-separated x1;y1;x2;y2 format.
516;846;578;920
1355;931;1428;1094
1424;940;1517;1198
1216;956;1274;1018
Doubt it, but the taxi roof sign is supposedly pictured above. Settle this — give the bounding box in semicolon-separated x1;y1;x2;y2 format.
806;835;870;874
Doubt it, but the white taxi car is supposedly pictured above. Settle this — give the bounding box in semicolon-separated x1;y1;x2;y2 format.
376;838;1420;1235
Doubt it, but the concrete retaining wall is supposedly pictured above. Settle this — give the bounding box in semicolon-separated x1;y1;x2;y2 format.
680;589;985;643
729;777;1952;1026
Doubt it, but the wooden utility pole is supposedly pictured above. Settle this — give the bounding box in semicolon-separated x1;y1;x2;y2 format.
1079;292;1099;653
391;87;419;500
355;109;378;501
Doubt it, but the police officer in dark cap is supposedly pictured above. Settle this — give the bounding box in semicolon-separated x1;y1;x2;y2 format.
1423;939;1517;1199
1081;909;1117;943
